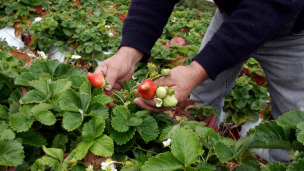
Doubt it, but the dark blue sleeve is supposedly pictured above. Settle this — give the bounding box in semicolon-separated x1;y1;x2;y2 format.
119;0;179;60
193;0;304;80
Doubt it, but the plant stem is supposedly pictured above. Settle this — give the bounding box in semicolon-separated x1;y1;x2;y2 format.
132;146;158;155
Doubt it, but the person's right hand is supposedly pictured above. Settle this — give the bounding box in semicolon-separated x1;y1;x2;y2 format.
94;46;143;94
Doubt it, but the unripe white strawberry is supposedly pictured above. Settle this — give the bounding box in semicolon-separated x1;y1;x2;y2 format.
156;87;167;98
163;95;178;108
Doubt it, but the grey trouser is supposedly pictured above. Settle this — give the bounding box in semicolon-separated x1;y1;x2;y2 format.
190;10;304;163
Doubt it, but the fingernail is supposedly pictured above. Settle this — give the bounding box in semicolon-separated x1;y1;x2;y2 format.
105;85;111;91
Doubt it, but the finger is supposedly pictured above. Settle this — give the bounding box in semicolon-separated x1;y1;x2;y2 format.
94;63;107;78
104;65;120;91
134;98;169;113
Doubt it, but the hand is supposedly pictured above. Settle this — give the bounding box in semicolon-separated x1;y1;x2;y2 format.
134;61;209;112
94;46;143;94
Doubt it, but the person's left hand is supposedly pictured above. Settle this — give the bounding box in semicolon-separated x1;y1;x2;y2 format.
134;61;209;112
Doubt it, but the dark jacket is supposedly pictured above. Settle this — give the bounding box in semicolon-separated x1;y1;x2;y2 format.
120;0;304;80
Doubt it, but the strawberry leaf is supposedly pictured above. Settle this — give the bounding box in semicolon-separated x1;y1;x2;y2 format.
49;79;72;97
171;127;204;166
196;162;216;171
42;146;63;162
127;115;142;126
74;141;93;160
36;110;56;126
52;134;68;152
62;112;83;131
142;152;183;171
109;124;136;145
31;103;53;114
0;121;15;140
82;116;105;141
87;103;108;119
67;75;86;89
0;139;24;166
262;161;286;171
29;79;48;95
90;135;114;157
277;110;304;129
287;158;304;171
15;72;39;86
92;94;113;106
121;165;141;171
16;129;47;147
31;158;46;171
19;90;48;104
113;106;130;120
214;141;235;163
79;81;91;95
159;124;180;141
59;89;82;112
136;115;159;142
111;117;130;132
9;113;34;132
0;104;9;119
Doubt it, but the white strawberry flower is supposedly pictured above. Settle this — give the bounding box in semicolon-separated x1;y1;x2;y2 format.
71;55;81;59
132;74;137;80
154;98;162;107
162;138;171;147
101;159;117;171
86;164;94;171
108;32;114;37
37;51;47;59
171;17;176;22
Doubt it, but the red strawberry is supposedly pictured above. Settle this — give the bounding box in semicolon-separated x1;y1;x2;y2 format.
87;73;105;88
137;80;157;99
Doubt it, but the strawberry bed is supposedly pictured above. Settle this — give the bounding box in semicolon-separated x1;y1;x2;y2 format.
0;0;303;171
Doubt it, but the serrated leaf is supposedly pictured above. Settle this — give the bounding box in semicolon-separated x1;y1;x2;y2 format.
113;106;130;119
49;79;72;97
195;127;220;149
112;116;130;132
0;121;15;140
79;81;91;95
134;154;150;167
286;158;304;171
214;141;235;163
36;110;56;126
42;146;63;162
59;89;82;112
182;121;206;131
52;134;68;152
234;129;255;159
142;152;183;171
115;138;136;153
109;125;136;145
14;72;38;86
40;156;61;168
127;115;142;126
74;141;93;160
31;158;46;171
250;121;291;151
8;88;23;105
171;127;204;166
19;90;48;104
62;112;83;131
31;103;53;114
9;113;34;132
197;162;216;171
277;110;304;129
232;165;258;171
0;139;24;166
232;111;247;125
246;112;259;122
79;93;91;112
82;116;105;141
121;165;141;171
16;129;47;147
0;104;8;119
67;75;86;89
262;161;286;171
90;134;114;157
87;103;108;119
137;115;159;142
92;94;113;106
159;124;181;141
29;79;49;95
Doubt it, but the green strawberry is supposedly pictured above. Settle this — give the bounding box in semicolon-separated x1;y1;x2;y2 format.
156;87;167;98
163;95;178;108
168;88;175;95
161;69;171;76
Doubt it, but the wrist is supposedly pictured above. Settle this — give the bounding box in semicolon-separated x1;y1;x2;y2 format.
189;61;209;86
118;46;144;65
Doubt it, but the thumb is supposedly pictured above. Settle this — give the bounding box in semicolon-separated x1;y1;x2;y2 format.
104;67;119;91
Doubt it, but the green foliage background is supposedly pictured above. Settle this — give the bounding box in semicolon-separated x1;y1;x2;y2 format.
177;0;217;15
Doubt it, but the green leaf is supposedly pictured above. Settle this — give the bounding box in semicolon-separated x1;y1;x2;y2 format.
49;79;72;97
251;100;266;111
232;111;247;125
94;44;102;51
109;125;136;145
287;158;304;171
19;90;48;104
115;138;136;153
9;113;34;132
79;81;91;94
136;115;159;142
79;93;91;112
197;162;216;171
82;116;105;141
4;68;19;78
92;94;113;106
113;106;130;119
85;46;93;53
29;79;49;95
40;156;61;169
277;110;304;129
14;72;38;86
0;121;15;140
74;141;93;160
67;75;86;89
142;152;183;171
16;129;47;147
176;46;188;53
52;134;68;152
121;165;141;171
31;159;46;171
214;142;235;163
112;117;130;132
133;155;150;167
159;124;180;141
59;89;82;112
250;121;291;151
247;112;259;122
42;146;63;162
0;104;8;119
171;127;204;166
0;139;24;166
234;129;255;159
127;115;142;126
31;103;54;114
185;167;198;171
62;112;83;131
36;110;56;126
63;28;72;36
90;134;114;157
87;103;108;119
262;161;286;171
